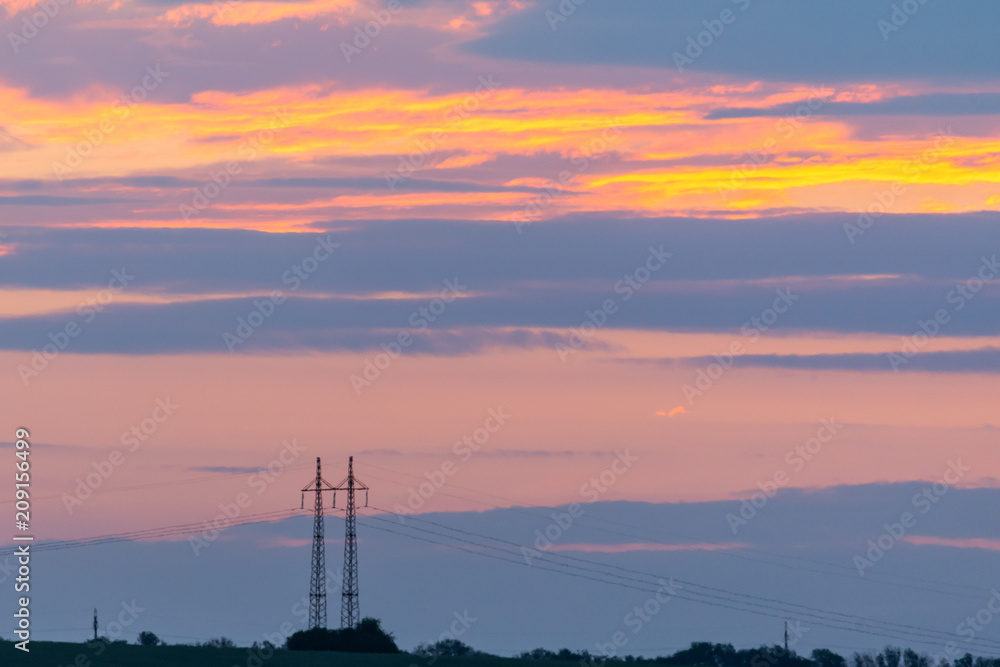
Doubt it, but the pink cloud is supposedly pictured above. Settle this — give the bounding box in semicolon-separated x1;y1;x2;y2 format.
904;536;1000;551
266;537;313;548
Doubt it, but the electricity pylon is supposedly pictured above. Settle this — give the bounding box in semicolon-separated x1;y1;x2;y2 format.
332;456;368;629
301;457;336;630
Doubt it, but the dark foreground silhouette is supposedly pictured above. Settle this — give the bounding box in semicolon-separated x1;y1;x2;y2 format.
286;617;401;653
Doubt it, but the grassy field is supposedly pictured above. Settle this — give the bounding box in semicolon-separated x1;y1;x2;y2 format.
2;641;582;667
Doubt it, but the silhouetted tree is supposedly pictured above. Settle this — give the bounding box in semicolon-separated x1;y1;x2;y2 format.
199;636;235;648
882;647;903;667
751;645;812;667
136;631;162;646
415;638;480;657
654;642;811;667
519;647;560;660
286;617;399;653
520;647;601;663
665;642;737;666
903;649;930;667
813;649;847;667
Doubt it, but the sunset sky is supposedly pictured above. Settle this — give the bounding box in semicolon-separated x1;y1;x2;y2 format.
2;0;1000;655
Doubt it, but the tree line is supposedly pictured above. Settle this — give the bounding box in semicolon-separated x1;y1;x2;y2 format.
508;642;998;667
7;625;1000;667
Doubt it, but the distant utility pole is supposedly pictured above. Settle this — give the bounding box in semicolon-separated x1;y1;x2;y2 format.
93;609;98;641
784;621;789;653
301;457;336;630
332;456;368;629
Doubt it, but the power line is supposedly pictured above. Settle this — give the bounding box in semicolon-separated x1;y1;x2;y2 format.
359;508;946;647
351;513;920;647
0;464;312;506
354;507;1000;653
0;509;303;557
376;508;983;649
358;462;990;600
6;463;996;654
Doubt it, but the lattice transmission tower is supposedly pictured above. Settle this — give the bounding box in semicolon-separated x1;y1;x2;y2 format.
332;456;368;629
301;457;336;629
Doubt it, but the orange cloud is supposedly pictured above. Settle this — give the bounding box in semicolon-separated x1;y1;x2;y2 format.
153;0;527;28
3;79;999;230
158;0;358;26
0;0;108;17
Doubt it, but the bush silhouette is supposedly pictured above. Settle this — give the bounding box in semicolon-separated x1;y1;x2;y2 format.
415;639;482;657
286;617;400;653
136;631;163;646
